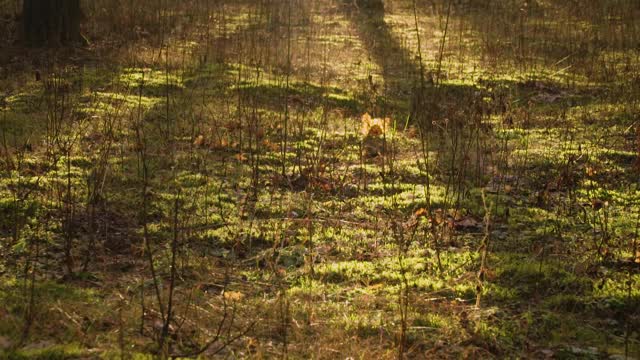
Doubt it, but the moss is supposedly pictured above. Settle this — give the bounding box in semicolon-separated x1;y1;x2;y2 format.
183;62;231;90
117;68;184;97
544;294;589;313
0;279;99;306
0;343;85;360
412;313;447;329
493;255;593;299
4;90;46;114
229;74;361;114
1;1;640;357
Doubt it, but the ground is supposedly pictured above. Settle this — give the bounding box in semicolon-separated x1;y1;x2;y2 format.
0;0;639;359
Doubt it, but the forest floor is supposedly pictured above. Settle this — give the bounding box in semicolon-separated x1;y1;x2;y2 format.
1;0;639;359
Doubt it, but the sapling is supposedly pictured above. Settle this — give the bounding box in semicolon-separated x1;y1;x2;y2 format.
476;191;492;309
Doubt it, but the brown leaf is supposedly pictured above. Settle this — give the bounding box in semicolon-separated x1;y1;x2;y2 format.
454;216;481;230
209;138;229;150
591;199;606;210
262;139;279;152
405;126;419;138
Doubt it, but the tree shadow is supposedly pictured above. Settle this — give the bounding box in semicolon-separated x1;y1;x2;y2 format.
340;0;483;120
341;1;419;101
341;0;637;115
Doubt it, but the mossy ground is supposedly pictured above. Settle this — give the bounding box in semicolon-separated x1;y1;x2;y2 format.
1;0;639;358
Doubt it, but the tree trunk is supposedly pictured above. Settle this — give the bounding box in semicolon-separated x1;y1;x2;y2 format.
23;0;82;47
356;0;385;12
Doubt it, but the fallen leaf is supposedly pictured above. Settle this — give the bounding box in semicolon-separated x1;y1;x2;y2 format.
223;291;244;302
0;336;11;350
193;135;205;146
454;216;481;230
414;208;428;218
361;113;391;137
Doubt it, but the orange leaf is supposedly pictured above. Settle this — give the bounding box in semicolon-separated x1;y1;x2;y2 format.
361;113;373;136
193;135;205;146
223;291;244;301
414;208;428;218
361;113;392;138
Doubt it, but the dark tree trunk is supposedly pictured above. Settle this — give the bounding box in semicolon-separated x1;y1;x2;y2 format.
23;0;82;47
356;0;385;12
